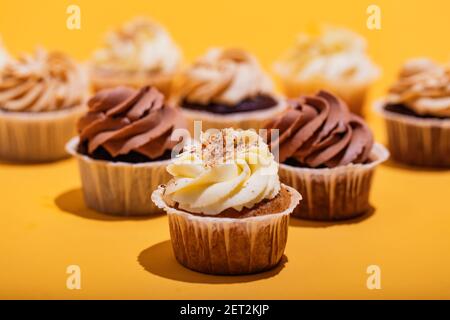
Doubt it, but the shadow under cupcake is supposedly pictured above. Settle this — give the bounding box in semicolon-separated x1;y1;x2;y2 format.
265;90;389;221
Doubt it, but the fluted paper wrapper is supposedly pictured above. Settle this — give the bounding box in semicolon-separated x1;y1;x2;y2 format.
66;137;171;216
181;98;287;134
279;143;389;221
152;184;301;275
90;70;173;95
0;106;85;162
280;79;370;116
375;101;450;167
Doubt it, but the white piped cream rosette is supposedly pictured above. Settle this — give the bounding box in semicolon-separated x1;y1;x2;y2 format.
0;37;10;71
90;17;181;94
152;129;301;275
0;49;88;162
176;48;287;133
274;26;379;115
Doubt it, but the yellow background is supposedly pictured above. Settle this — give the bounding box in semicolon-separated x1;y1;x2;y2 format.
0;0;450;299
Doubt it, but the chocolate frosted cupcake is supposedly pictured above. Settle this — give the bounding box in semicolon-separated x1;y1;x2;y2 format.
176;48;287;132
152;129;301;274
266;91;388;220
90;17;181;95
66;85;186;216
0;49;87;162
274;26;379;115
375;59;450;167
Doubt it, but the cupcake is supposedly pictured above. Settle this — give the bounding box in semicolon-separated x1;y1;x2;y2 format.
0;37;10;71
375;59;450;167
90;17;181;95
265;90;389;220
152;129;301;275
66;85;186;216
175;48;287;133
274;26;379;115
0;49;87;162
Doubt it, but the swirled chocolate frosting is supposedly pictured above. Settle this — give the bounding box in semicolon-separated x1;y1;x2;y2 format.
78;86;185;162
266;91;374;168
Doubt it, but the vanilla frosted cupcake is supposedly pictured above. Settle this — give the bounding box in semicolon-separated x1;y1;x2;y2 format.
274;26;379;115
266;91;388;220
90;17;181;94
176;48;287;132
376;59;450;167
0;37;10;71
152;129;301;274
67;85;186;216
0;49;87;162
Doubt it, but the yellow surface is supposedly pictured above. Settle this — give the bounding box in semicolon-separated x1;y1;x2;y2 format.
1;0;450;299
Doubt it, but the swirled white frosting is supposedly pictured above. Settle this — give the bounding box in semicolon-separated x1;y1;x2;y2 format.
387;58;450;117
92;17;181;74
0;48;86;112
0;38;10;71
164;129;280;215
178;48;274;105
274;26;379;85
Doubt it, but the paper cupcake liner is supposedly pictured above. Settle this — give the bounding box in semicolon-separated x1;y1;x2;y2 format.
374;101;450;167
90;70;174;96
279;143;389;221
152;184;302;275
0;106;85;163
181;98;287;134
280;79;370;116
66;137;171;216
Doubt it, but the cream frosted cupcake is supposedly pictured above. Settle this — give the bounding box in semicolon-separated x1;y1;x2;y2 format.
90;17;181;95
152;129;301;275
176;48;287;133
274;26;379;115
266;90;388;220
375;58;450;167
67;85;186;216
0;48;87;162
0;37;10;71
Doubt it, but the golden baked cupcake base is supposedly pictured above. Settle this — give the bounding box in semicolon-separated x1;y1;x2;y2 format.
152;184;301;275
375;101;450;167
279;143;389;221
66;137;171;216
0;105;86;163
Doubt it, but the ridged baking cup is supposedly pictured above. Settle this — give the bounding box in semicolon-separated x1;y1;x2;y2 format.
66;137;171;216
181;98;287;134
152;184;302;275
374;101;450;167
280;79;370;116
90;70;173;96
0;106;85;163
279;143;389;221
